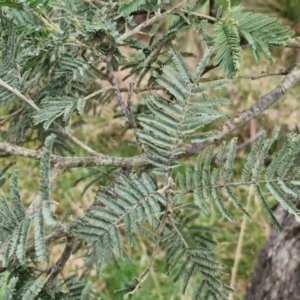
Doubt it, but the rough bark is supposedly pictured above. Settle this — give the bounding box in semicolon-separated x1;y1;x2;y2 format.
246;203;300;300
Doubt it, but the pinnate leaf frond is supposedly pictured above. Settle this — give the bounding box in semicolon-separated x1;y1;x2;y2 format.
176;128;300;231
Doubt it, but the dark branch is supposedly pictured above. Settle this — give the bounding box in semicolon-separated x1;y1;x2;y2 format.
184;63;300;156
209;0;217;18
106;48;140;142
0;142;146;169
47;235;75;285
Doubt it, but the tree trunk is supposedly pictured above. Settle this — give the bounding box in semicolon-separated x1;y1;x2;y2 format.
246;203;300;300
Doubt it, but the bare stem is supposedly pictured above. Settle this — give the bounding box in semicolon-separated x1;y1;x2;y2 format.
83;86;114;103
184;63;300;156
47;235;75;285
127;209;169;296
168;216;189;248
106;49;140;144
0;106;24;122
0;142;146;169
0;78;39;110
118;0;190;42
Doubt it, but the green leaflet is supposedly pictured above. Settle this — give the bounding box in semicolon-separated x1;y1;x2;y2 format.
0;135;59;267
32;97;83;130
0;173;30;267
10;170;26;221
170;48;192;84
162;214;232;300
21;275;48;300
34;210;47;263
0;1;22;9
2;276;18;300
118;0;146;17
72;173;166;272
213;21;241;78
192;46;214;83
139;50;230;169
175;129;300;230
212;6;294;77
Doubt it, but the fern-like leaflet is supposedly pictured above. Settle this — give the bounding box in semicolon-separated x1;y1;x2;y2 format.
161;213;234;299
138;48;230;172
0;170;30;267
232;8;294;63
0;134;58;267
213;6;294;77
72;172;166;273
32;96;84;130
176;128;300;231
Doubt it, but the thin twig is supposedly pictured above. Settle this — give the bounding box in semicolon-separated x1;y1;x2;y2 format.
28;266;53;273
168;216;189;248
83;86;114;102
128;209;169;296
0;78;39;110
184;63;300;157
184;10;217;22
106;49;140;145
0;106;24;122
118;0;190;42
106;50;132;120
200;69;289;82
47;235;75;285
119;85;163;93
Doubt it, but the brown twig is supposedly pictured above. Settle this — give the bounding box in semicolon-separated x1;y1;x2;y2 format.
118;0;190;42
0;78;39;110
127;206;169;296
118;85;163;93
209;0;217;18
0;106;24;123
200;69;289;82
106;49;139;135
47;235;75;285
184;63;300;157
0;142;146;169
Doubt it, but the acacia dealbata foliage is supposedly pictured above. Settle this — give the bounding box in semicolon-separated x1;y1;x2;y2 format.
0;0;299;299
